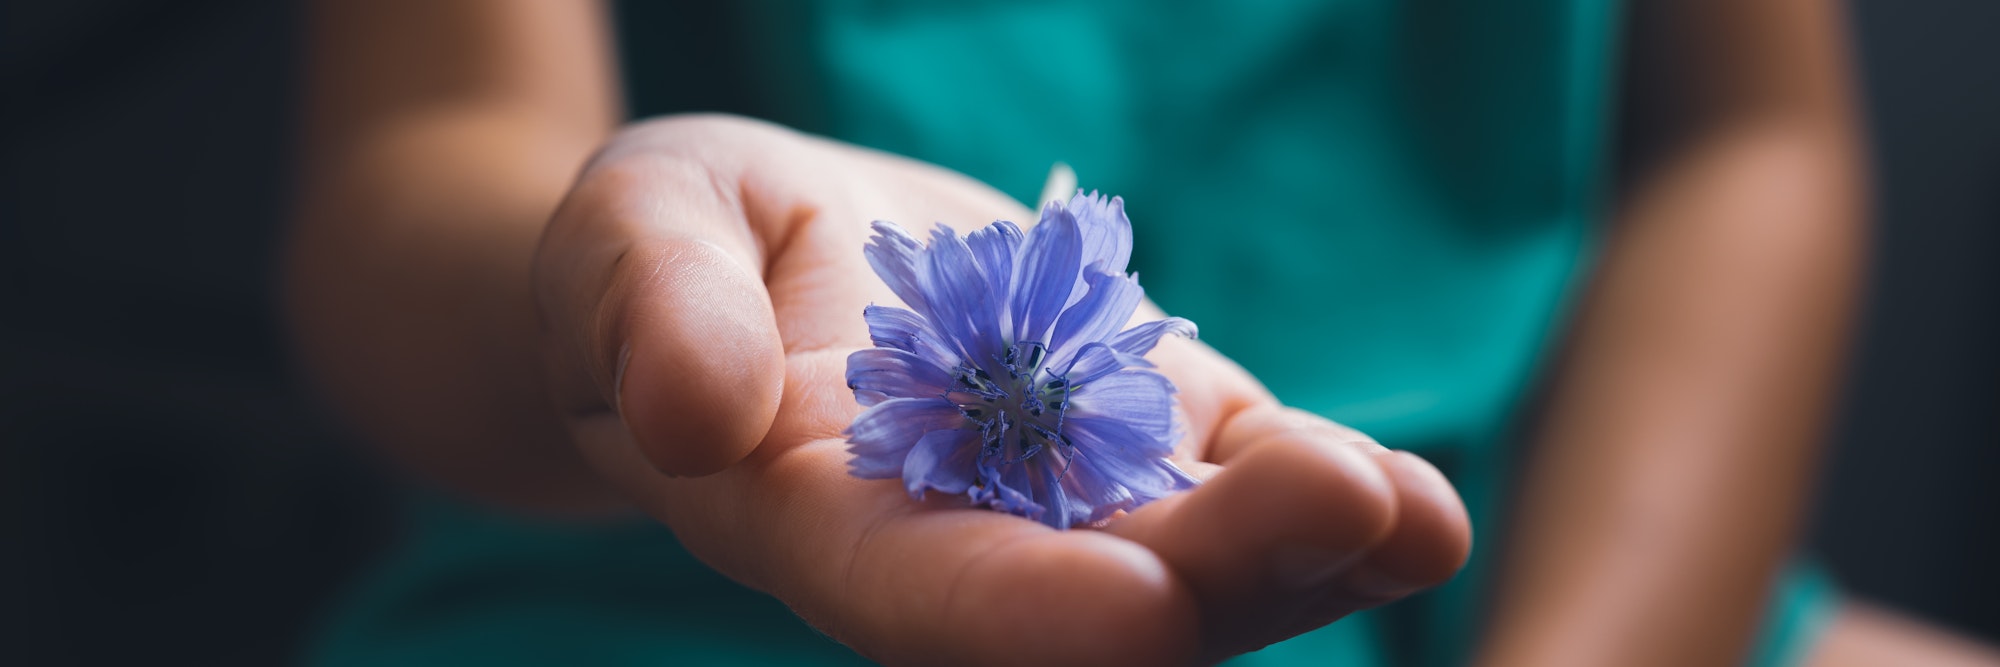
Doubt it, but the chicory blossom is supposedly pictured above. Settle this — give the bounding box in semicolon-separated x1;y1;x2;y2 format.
844;191;1200;529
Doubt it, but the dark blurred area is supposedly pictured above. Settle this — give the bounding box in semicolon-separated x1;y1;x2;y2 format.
1;2;394;665
1;1;1995;665
1810;0;2000;642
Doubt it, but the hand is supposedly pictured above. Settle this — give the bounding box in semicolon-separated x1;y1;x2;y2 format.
532;114;1472;666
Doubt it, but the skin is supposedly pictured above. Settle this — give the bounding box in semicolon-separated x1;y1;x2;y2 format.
291;0;624;512
287;0;1999;665
1477;1;1869;664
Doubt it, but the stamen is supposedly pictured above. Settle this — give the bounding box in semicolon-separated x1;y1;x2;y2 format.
951;349;1077;480
1019;342;1047;372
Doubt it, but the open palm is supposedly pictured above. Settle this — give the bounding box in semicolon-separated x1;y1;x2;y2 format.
533;115;1471;666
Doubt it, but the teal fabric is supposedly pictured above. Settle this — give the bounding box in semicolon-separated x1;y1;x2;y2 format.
310;1;1838;665
1751;563;1845;667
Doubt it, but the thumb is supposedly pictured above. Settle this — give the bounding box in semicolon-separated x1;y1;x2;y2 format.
534;147;785;478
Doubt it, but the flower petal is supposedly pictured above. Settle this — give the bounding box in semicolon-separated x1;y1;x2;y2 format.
864;221;931;316
1032;461;1080;529
863;304;957;369
1011;203;1083;344
846;397;964;478
1048;268;1143;368
1066;370;1184;463
966;220;1024;335
903;428;983;498
1057;451;1138;522
1067;369;1179;442
988;462;1045;521
1065;446;1198;508
847;348;954;404
1061;342;1156;387
1064;416;1177;464
923;224;1005;365
1067;191;1134;276
1109;316;1199;357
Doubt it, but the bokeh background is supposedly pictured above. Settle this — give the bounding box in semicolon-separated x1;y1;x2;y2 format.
4;1;1996;664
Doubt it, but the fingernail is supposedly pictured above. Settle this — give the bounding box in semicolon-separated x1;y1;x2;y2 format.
1272;546;1366;590
612;342;632;416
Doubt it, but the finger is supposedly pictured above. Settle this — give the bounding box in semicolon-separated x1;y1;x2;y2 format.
1273;450;1472;639
534;120;788;477
1105;406;1401;658
575;355;1202;666
1206;404;1387;464
1200;405;1468;604
1330;450;1472;604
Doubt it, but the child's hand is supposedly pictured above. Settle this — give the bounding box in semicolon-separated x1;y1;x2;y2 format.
532;114;1471;666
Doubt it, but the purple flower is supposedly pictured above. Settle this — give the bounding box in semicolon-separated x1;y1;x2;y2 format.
844;191;1200;529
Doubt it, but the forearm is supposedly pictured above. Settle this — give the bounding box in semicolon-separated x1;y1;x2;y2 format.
1480;120;1864;665
286;0;622;511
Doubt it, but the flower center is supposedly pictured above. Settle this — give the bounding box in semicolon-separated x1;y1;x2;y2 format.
949;341;1073;468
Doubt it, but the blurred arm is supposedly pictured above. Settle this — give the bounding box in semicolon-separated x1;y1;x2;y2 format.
1478;1;1865;664
286;0;623;511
